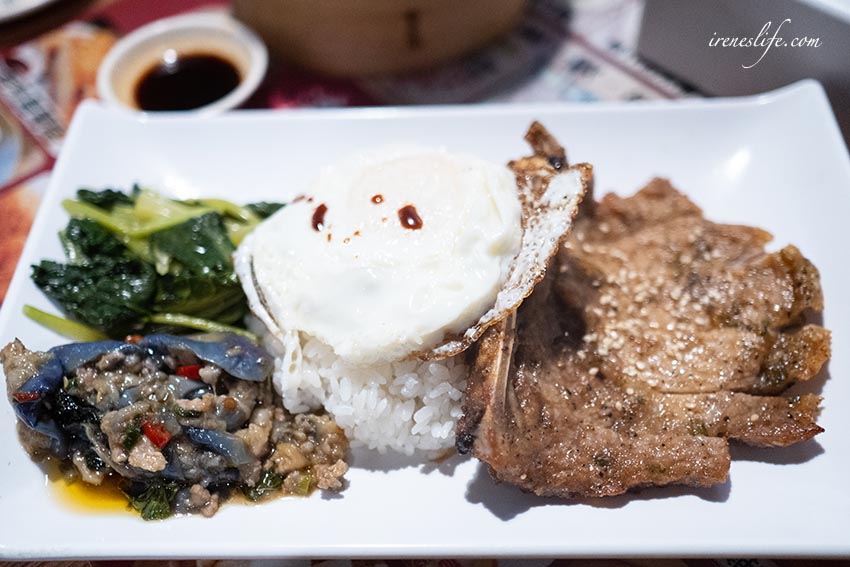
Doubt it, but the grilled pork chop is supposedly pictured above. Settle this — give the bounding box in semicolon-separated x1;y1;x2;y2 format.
458;137;829;497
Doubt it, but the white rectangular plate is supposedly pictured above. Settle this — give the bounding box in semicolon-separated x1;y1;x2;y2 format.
1;80;849;560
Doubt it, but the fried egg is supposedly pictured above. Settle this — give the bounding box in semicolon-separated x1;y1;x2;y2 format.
235;146;523;365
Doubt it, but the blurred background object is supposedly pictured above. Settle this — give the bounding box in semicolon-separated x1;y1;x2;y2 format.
35;21;116;123
0;110;24;185
0;0;63;24
638;0;850;145
96;12;267;114
0;179;42;303
232;0;528;76
0;0;102;46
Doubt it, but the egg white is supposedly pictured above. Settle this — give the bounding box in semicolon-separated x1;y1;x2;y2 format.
235;146;522;366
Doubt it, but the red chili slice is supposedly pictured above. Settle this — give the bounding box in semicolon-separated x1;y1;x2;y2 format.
176;365;202;380
12;392;40;402
124;334;144;344
142;420;172;449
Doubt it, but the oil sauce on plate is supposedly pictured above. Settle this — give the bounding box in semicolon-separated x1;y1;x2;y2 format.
45;463;130;515
52;477;130;514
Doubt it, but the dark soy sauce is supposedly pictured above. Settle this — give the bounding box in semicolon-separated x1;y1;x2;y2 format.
135;53;241;111
398;205;423;230
312;203;328;231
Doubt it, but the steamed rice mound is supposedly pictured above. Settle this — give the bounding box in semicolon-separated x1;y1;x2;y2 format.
260;327;467;455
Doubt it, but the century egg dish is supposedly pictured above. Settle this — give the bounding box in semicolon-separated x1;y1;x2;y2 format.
2;333;348;519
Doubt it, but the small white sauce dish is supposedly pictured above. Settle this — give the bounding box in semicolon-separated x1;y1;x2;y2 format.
96;12;268;116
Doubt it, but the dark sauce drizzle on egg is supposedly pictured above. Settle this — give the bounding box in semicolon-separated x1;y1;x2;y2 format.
312;198;422;237
312;203;328;231
398;205;423;230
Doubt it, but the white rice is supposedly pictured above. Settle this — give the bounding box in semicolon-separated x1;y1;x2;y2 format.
256;322;468;455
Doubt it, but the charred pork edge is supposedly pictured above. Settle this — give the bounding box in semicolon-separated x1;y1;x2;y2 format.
525;121;566;164
456;311;516;454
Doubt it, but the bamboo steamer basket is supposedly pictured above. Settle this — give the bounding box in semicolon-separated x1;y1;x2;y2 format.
232;0;528;76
